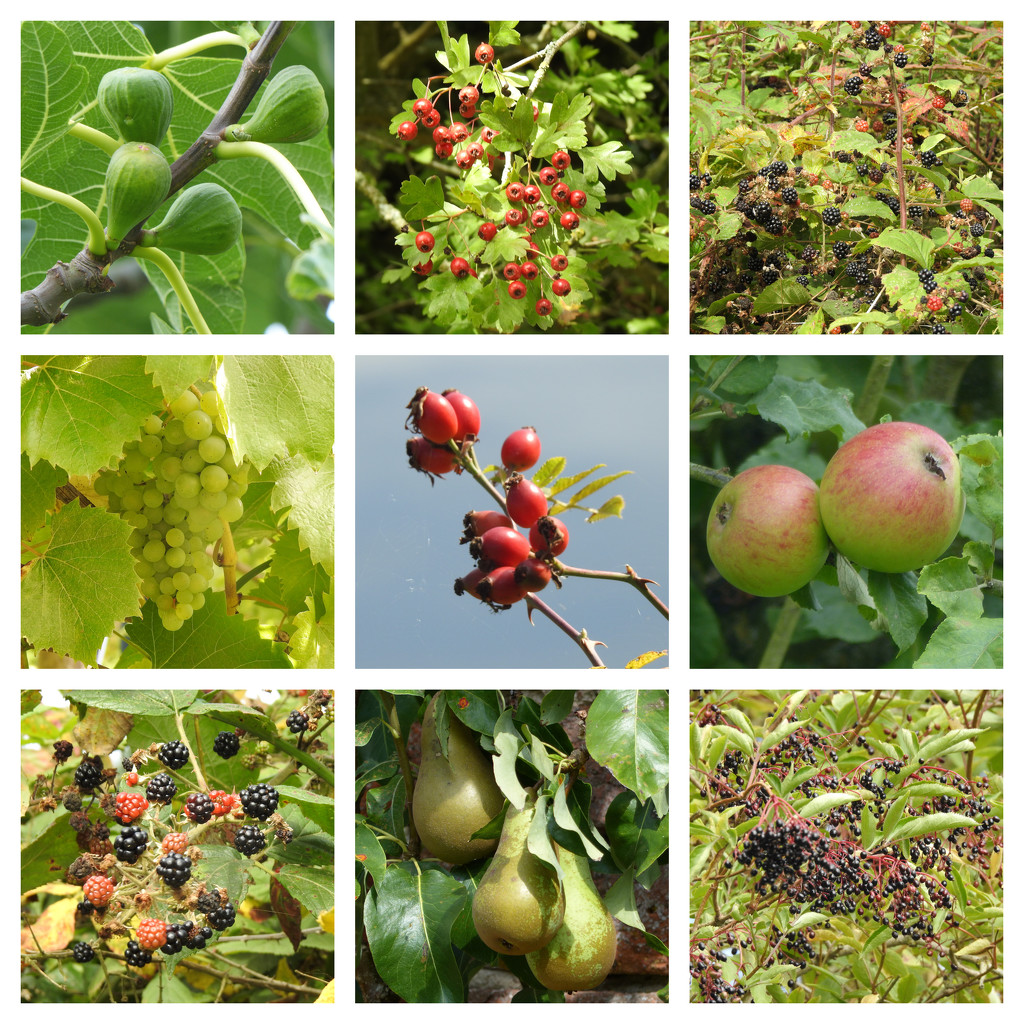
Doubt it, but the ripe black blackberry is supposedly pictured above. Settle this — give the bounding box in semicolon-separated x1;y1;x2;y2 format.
869;168;884;183
801;245;818;261
738;178;752;193
949;303;963;318
796;275;810;286
907;205;923;217
702;172;712;185
690;173;701;190
73;941;95;963
699;199;716;215
156;852;192;888
767;175;779;190
844;75;863;96
124;940;152;967
970;222;985;237
885;127;897;143
240;782;279;821
146;773;177;804
751;201;772;224
75;759;102;791
836;151;852;164
286;710;309;734
859;62;873;77
833;241;851;259
822;206;841;227
213;731;240;759
207;902;237;931
780;186;798;205
895;52;908;68
768;160;787;176
766;215;783;235
882;111;897;124
921;151;942;168
185;792;214;824
114;825;148;864
158;741;189;771
761;268;779;285
161;922;191;955
234;825;267;856
985;248;994;258
856;163;868;176
864;27;882;50
77;899;95;916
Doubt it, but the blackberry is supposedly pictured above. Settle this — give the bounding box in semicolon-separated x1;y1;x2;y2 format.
953;89;968;107
114;825;148;864
75;759;102;791
124;940;152;968
185;792;214;824
918;268;935;283
856;163;868;175
768;160;788;176
907;205;923;217
822;206;841;227
239;783;279;821
751;201;772;224
949;303;963;318
740;272;753;286
690;173;701;190
780;186;798;205
833;241;851;259
921;52;933;67
864;28;882;50
186;925;213;950
767;175;779;190
234;824;268;856
738;179;752;193
970;223;984;237
77;900;95;916
207;902;237;931
73;941;95;963
922;279;938;294
836;151;852;163
54;740;74;763
213;731;240;759
761;268;779;285
766;215;784;235
885;127;897;143
921;151;942;168
859;62;873;77
699;199;717;215
158;741;189;771
883;111;897;124
747;253;763;272
801;245;818;261
932;324;949;334
146;773;177;804
895;52;908;68
869;169;884;183
161;922;190;956
286;710;309;734
796;275;809;286
985;248;994;258
844;75;863;96
702;172;712;185
156;852;192;888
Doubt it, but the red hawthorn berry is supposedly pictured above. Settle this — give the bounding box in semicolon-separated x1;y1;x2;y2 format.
519;261;539;281
539;166;558;185
456;150;474;169
481;127;498;143
441;389;481;442
397;120;418;141
552;277;571;297
503;262;521;281
412;98;433;119
532;102;539;121
432;125;450;144
450;257;472;279
505;208;526;227
569;190;587;209
551;150;571;170
459;85;480;107
421;109;441;129
477;565;528;606
459;102;476;119
414;260;432;276
450;123;468;142
475;43;494;64
407;437;457;476
535;298;552;316
508;280;527;299
478;221;498;241
551;183;570;204
505;475;547;528
506;182;526;203
406;387;459;444
550;253;569;271
415;231;434;253
467;142;484;161
514;557;552;593
560;210;580;230
501;428;541;471
531;209;549;228
523;184;542;205
435;141;453;159
470;526;532;570
461;510;515;542
529;515;569;557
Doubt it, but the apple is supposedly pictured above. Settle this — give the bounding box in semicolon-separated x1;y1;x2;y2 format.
706;464;829;597
818;421;964;573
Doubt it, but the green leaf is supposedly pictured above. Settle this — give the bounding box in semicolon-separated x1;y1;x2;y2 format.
885;812;978;845
21;452;67;540
263;452;335;576
581;140;634;182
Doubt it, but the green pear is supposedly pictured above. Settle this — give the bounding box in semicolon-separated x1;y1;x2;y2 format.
472;798;565;955
412;693;504;865
526;845;617;991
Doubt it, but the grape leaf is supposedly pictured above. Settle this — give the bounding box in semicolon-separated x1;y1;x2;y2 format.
21;354;163;475
145;355;216;402
253;527;330;619
21;452;67;540
264;453;335;575
124;600;291;669
289;587;334;669
21;502;138;664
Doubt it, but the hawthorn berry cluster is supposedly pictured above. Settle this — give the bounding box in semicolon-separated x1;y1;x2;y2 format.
393;41;585;321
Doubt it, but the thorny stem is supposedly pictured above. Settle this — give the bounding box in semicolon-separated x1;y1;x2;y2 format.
523;594;606;667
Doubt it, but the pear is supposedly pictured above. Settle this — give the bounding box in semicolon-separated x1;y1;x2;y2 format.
412;693;504;865
472;799;565;955
526;845;617;990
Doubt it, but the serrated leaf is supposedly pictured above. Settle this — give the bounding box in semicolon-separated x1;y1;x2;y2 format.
264;453;334;576
21;452;67;540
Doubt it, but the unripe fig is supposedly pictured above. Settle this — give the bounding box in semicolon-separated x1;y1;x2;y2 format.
141;183;242;254
104;142;172;244
224;65;328;143
98;68;174;145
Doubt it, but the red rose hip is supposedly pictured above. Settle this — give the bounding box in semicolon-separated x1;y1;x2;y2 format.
506;475;547;527
501;428;541;471
441;389;481;442
406;387;459;444
529;515;569;556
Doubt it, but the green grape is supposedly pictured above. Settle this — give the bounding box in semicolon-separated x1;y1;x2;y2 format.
200;390;219;417
143;487;163;508
94;473;111;496
159;577;176;596
164;503;187;526
175;473;201;499
190;591;206;611
176;589;194;604
204;519;224;542
198;434;226;463
139;433;162;458
170;391;200;418
187;505;216;530
162;612;185;631
200;488;227;511
129;529;148;547
141;579;161;600
181;449;205;474
164;419;189;446
220;496;244;523
143;414;164;435
143;540;165;562
144;505;164;524
189;572;208;592
121;489;144;512
183;410;213;440
151;557;170;574
156;593;174;610
172;571;191;591
128;512;150;531
165;527;185;548
106;494;123;512
174;602;194;620
188;535;204;552
218;453;240;475
134;561;154;579
158;455;183;481
109;474;130;497
165;546;187;569
193;551;212;572
200;464;229;493
124;450;147;473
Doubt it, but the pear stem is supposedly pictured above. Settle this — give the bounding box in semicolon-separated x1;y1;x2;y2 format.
379;690;420;856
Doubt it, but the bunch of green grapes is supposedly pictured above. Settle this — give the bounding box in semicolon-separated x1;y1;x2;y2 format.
95;388;250;632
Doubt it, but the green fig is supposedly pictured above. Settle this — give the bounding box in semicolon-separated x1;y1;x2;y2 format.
104;142;172;244
224;65;328;143
412;693;504;865
472;797;565;955
141;183;242;255
526;845;617;991
98;68;174;145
